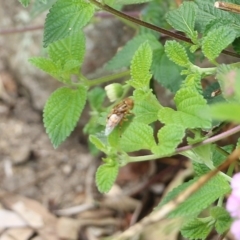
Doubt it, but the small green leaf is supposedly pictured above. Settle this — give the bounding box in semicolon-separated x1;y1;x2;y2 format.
165;40;190;67
43;0;95;47
133;91;162;124
29;57;59;78
18;0;30;7
89;135;107;153
43;86;87;148
210;206;232;234
119;122;156;152
211;102;240;123
129;42;153;89
152;124;185;156
105;33;161;70
48;31;85;68
158;88;212;129
166;2;197;40
96;162;119;193
151;49;184;93
202;26;236;62
181;218;213;240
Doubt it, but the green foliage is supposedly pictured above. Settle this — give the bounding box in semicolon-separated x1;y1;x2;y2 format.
158;88;212;129
43;0;95;47
129;42;153;90
96;161;119;193
106;34;160;70
166;2;198;42
115;0;152;4
151;49;184;92
23;0;240;238
210;207;232;234
165;41;191;67
43;86;87;148
181;218;213;240
202;26;236;62
152;124;185;156
29;31;85;83
158;175;230;217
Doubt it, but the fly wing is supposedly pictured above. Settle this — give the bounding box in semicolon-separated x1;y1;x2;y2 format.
105;113;123;136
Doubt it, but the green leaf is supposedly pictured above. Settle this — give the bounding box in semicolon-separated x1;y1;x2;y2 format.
210;206;232;234
157;175;230;217
43;0;95;47
181;218;213;240
110;122;156;152
151;124;185;156
129;42;153;89
133;91;162;124
211;102;240;123
151;49;184;93
43;86;87;148
88;87;106;111
29;57;59;79
164;40;190;67
202;26;236;62
30;0;57;18
115;0;152;4
181;73;202;94
166;2;197;40
182;144;214;169
105;34;160;70
18;0;30;7
195;0;240;34
89;135;107;153
48;31;85;68
158;88;212;129
96;162;119;193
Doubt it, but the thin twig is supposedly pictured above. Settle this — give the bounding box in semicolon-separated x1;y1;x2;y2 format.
112;148;240;240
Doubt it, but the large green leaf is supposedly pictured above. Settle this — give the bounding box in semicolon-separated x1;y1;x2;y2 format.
157;175;230;217
166;2;197;40
43;0;95;47
43;86;87;148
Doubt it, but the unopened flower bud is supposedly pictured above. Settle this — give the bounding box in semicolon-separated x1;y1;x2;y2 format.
105;83;124;102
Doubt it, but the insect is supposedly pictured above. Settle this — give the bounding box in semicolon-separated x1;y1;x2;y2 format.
105;98;134;136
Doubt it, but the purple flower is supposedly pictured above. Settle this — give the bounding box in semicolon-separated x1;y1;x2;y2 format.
226;193;240;218
231;219;240;240
231;173;240;197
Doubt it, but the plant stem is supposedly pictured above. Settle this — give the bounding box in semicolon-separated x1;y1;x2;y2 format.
128;125;240;162
86;70;130;87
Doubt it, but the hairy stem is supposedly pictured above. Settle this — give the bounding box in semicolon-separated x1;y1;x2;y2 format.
85;70;130;87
